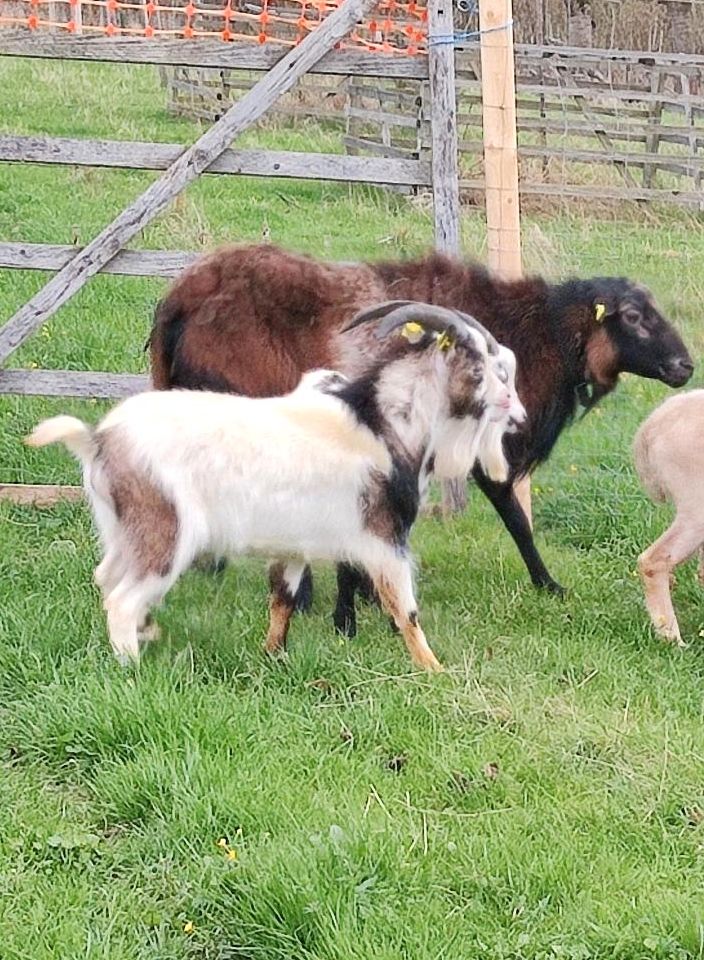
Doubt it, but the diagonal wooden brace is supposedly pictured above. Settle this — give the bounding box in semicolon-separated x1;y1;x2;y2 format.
0;0;379;364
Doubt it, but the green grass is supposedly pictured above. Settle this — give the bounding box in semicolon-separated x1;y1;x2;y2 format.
3;56;704;960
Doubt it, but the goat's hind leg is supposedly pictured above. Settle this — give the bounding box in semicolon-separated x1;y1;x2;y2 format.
697;546;704;588
366;553;442;672
638;517;704;648
265;560;306;656
104;572;173;664
294;565;314;614
333;564;384;638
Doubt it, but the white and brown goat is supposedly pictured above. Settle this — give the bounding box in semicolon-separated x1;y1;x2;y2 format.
27;302;525;671
633;389;704;648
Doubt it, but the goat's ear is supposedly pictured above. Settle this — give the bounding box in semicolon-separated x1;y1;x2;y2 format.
435;330;455;352
593;294;619;323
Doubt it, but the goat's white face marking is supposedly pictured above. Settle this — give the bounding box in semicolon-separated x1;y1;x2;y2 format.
486;344;526;428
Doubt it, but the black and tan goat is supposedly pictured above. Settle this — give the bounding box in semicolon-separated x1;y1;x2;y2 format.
149;244;693;626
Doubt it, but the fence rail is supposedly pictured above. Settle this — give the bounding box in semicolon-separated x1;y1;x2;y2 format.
159;42;704;206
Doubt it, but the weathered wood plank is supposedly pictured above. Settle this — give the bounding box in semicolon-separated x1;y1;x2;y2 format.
0;243;196;277
488;179;704;204
0;135;431;186
511;43;704;68
479;0;522;278
428;0;460;255
342;135;419;158
0;0;381;365
429;0;462;513
516;82;704;110
0;33;429;78
0;369;151;398
0;484;84;507
345;105;421;129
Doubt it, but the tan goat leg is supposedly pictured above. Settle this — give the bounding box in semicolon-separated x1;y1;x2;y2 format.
637;518;704;648
513;475;533;530
369;556;443;672
265;560;306;655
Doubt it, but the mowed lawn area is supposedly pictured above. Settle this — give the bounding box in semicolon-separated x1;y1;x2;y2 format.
3;56;704;960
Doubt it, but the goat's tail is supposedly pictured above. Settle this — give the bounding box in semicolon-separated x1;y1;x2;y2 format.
633;423;667;504
25;416;94;464
148;295;184;390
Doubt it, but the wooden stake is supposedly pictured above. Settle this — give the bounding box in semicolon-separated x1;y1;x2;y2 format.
479;0;531;524
479;0;521;279
428;0;466;514
428;0;460;253
0;0;379;363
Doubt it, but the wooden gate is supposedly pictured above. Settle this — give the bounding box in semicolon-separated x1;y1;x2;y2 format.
0;0;462;503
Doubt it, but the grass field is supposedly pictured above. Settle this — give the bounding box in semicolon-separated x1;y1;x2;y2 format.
3;56;704;960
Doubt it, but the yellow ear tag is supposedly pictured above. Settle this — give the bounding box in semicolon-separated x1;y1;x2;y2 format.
401;321;424;343
594;303;607;323
436;331;454;352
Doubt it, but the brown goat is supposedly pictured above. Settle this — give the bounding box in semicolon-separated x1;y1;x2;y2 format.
149;244;693;629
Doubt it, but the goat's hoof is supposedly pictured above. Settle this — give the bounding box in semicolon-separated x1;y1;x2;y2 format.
193;554;227;575
295;596;313;614
663;632;687;649
415;655;444;673
333;612;357;639
537;579;566;597
138;620;161;644
114;651;140;668
264;643;288;660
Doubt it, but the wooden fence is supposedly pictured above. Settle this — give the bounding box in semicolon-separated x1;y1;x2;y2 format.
165;43;704;206
347;44;704;206
0;3;455;400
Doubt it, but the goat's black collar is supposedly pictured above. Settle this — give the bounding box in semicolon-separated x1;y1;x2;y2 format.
575;380;609;419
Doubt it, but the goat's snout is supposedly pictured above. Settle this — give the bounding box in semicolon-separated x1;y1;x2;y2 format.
659;355;694;388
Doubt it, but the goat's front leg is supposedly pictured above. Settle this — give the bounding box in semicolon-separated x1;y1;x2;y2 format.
265;560;306;655
637;519;704;648
367;553;442;672
473;468;564;594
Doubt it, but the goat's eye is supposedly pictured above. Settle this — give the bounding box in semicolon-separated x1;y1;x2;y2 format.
496;365;508;384
623;309;652;338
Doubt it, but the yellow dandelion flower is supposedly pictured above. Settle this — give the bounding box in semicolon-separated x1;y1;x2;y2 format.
569;464;578;474
183;921;194;934
227;849;238;861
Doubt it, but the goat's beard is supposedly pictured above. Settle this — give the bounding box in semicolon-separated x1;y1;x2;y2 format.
432;414;510;484
432;416;484;480
476;419;510;483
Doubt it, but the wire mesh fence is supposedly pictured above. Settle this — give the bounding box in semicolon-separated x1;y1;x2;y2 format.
0;0;428;52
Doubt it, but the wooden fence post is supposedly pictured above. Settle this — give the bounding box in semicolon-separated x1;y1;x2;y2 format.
428;0;460;253
428;0;467;515
479;0;530;525
479;0;521;279
0;0;379;364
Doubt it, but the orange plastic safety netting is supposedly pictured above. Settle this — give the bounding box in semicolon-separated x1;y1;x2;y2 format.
0;0;428;53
